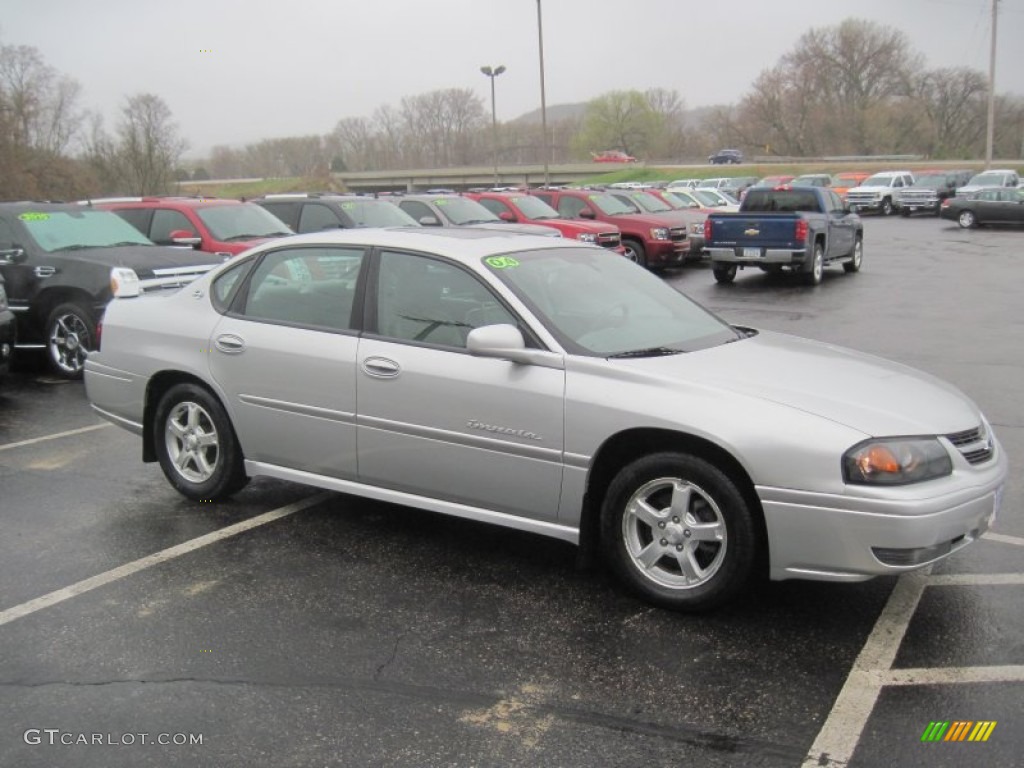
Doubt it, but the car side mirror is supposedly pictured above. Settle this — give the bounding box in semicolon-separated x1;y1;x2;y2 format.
467;324;563;369
418;215;441;226
578;209;596;219
498;211;516;222
0;246;27;264
169;229;202;247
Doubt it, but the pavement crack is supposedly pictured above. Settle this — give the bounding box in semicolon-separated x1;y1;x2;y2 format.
373;632;404;681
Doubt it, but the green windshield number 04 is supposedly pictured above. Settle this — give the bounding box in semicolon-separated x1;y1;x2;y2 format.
486;256;520;269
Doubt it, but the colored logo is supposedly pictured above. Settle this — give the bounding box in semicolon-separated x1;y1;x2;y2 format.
921;721;996;742
485;256;519;269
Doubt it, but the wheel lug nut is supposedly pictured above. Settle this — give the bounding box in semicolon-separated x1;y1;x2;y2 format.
676;544;683;551
660;538;668;546
658;521;665;529
672;517;679;523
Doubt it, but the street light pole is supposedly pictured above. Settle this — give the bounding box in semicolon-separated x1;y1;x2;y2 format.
536;0;550;187
480;65;506;186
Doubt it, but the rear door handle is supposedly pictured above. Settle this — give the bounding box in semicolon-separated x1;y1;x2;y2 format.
215;334;245;354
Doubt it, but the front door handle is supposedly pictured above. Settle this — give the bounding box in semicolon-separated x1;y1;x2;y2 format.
361;356;400;378
215;334;245;354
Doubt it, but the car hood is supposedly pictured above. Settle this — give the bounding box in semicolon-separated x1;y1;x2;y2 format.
467;222;561;237
620;330;980;436
53;245;224;275
613;212;690;228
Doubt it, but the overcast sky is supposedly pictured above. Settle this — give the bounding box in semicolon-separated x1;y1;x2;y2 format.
3;0;1023;158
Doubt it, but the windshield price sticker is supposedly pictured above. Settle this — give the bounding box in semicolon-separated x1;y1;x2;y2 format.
485;256;520;269
433;199;449;206
340;202;356;210
19;212;50;221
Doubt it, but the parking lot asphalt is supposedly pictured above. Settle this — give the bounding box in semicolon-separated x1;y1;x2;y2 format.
0;215;1021;767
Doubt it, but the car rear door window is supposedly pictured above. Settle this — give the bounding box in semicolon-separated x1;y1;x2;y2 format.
297;203;342;234
239;247;365;331
556;197;589;219
150;209;195;244
111;208;153;237
397;201;436;225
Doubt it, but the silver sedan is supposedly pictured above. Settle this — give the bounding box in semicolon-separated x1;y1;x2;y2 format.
85;228;1007;611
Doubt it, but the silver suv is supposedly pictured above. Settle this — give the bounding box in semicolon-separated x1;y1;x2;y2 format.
85;229;1006;611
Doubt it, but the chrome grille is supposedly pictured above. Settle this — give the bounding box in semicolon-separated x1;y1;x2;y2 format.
946;425;994;465
598;232;621;249
901;190;938;204
669;227;687;243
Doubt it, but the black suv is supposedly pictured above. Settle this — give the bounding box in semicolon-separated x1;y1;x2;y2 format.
0;274;14;380
708;149;744;165
0;203;222;378
251;193;420;233
899;171;968;217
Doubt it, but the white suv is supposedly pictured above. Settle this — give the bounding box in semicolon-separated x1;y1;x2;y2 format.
845;171;915;216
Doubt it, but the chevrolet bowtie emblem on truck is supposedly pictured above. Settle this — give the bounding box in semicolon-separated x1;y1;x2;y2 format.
744;228;760;236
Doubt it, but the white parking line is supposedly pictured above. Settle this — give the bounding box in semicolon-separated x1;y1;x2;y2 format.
927;572;1024;586
801;570;930;768
885;665;1024;686
0;423;111;452
985;531;1024;548
0;492;330;628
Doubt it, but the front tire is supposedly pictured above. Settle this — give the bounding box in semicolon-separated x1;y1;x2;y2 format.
843;237;863;273
881;198;894;216
712;264;737;284
154;383;248;500
958;210;977;229
46;302;95;379
600;452;759;611
622;239;647;268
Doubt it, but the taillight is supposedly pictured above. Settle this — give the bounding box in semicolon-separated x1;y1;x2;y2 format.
704;217;713;242
795;219;808;241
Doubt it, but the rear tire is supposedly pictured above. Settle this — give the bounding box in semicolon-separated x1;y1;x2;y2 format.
843;237;863;273
958;210;977;229
153;383;249;501
802;242;824;285
712;264;737;284
600;452;759;611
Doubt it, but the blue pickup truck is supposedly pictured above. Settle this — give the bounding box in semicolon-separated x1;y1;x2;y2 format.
703;186;863;285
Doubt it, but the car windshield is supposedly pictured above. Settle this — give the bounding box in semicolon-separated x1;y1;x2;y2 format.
692;190;726;206
862;174;896;186
966;172;1006;186
661;191;698;209
196;204;292;241
484;247;738;357
18;209;154;252
627;193;673;213
432;197;501;225
339;200;419;227
589;193;638;215
509;195;561;220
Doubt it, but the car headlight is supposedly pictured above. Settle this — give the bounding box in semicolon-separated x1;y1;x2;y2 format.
0;283;8;311
576;232;598;243
110;267;141;298
690;223;705;235
650;228;670;240
843;438;952;486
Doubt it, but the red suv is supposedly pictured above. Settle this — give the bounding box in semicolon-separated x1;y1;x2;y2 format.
466;192;624;254
89;197;293;256
529;188;690;268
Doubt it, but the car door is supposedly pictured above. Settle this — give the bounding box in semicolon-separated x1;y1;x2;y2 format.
825;190;855;256
0;214;46;314
356;248;565;521
207;245;366;479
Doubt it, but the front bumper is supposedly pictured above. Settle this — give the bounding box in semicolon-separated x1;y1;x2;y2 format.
760;446;1007;582
647;239;689;266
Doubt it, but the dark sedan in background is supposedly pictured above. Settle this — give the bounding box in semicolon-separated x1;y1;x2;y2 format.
940;187;1024;229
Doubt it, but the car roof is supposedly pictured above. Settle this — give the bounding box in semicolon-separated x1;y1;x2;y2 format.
86;197;246;209
246;227;582;264
1;201;125;214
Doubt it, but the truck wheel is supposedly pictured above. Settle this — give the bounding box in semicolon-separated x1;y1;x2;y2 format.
46;302;95;379
802;243;824;285
958;210;977;229
154;383;249;501
843;237;863;273
623;239;647;268
881;198;894;216
712;264;736;284
600;452;759;611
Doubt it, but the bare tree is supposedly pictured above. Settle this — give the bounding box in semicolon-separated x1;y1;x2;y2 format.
911;67;988;158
